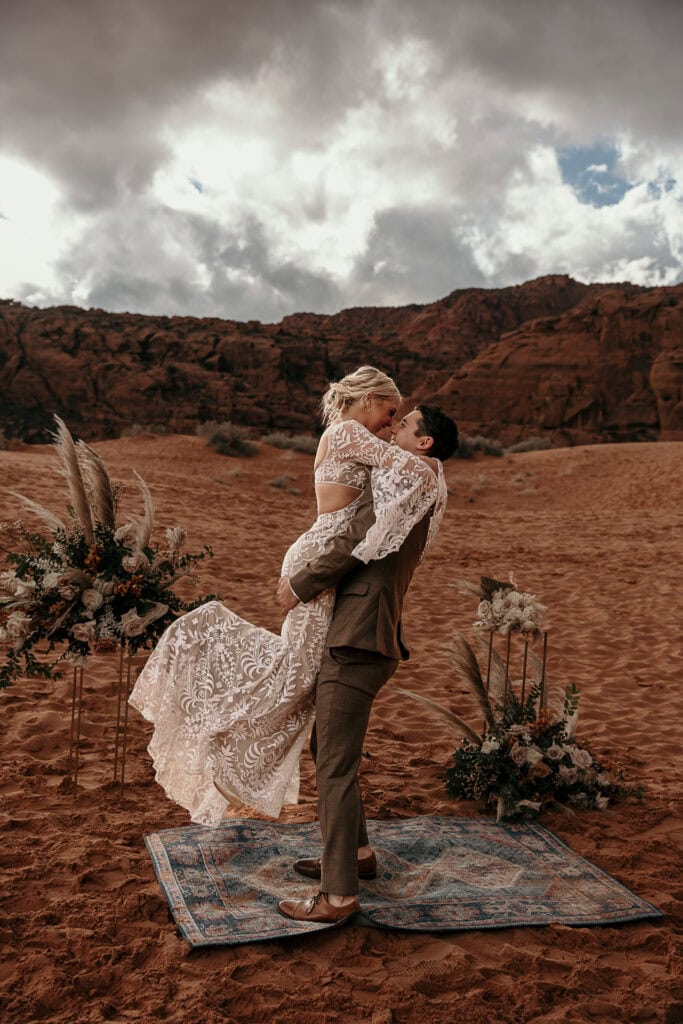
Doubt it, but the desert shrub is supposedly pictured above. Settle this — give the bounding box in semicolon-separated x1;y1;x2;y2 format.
198;421;258;458
454;434;504;459
261;431;292;449
121;422;168;437
506;436;552;454
262;432;319;455
268;475;295;489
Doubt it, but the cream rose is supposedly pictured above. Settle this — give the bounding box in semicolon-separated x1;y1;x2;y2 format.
0;571;35;604
546;743;565;761
120;608;146;637
114;523;139;548
72;620;96;643
81;589;104;612
42;572;62;590
122;552;149;574
481;738;500;754
525;746;545;766
510;742;528;767
6;611;32;642
570;747;593;770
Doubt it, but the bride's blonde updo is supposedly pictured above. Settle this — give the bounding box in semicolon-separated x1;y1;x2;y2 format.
320;366;402;426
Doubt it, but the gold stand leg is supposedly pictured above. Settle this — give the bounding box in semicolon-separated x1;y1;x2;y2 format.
520;638;529;704
540;631;549;710
485;631;493;694
68;666;78;773
503;632;512;705
113;643;126;782
72;665;84;800
119;649;132;794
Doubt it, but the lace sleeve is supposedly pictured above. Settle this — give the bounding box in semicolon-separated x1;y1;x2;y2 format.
328;420;441;563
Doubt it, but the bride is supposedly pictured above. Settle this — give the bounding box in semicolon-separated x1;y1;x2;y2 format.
129;366;449;826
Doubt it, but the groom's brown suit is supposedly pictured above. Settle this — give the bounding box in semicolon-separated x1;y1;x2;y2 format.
289;488;432;895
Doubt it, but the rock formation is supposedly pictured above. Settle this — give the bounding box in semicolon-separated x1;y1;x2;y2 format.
0;274;681;444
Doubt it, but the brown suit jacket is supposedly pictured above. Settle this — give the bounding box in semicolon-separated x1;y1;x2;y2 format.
289;488;431;660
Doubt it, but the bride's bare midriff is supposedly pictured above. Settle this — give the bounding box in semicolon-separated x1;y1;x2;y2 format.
315;482;363;515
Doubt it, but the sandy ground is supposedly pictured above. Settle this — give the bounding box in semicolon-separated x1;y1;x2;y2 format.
0;434;681;1024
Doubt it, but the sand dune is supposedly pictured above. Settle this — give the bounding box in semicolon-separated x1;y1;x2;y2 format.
0;436;681;1023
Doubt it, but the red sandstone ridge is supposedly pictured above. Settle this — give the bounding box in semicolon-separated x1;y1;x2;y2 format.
428;283;683;444
0;275;681;443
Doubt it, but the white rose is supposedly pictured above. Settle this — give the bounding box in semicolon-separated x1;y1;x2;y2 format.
43;572;62;590
481;738;500;754
6;611;32;642
81;589;104;611
72;620;97;643
114;523;139;548
525;746;545;765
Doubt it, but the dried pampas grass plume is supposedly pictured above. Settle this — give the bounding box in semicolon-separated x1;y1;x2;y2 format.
77;441;116;529
447;633;495;731
133;470;155;550
52;416;94;544
8;493;67;535
395;688;481;746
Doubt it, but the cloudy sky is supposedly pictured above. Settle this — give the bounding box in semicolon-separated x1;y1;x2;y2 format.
1;0;682;322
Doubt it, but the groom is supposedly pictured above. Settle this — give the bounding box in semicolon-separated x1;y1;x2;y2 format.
275;405;459;924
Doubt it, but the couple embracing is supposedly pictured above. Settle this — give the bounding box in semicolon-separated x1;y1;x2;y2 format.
130;366;459;925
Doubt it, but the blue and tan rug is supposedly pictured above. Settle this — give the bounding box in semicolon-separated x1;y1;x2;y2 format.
144;815;663;948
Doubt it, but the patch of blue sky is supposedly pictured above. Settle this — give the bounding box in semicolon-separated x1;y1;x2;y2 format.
557;141;630;207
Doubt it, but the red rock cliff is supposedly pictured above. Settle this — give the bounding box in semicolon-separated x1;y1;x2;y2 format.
0;275;681;443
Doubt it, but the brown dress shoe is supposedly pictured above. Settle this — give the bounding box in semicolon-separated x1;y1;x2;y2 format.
277;891;360;924
293;851;377;880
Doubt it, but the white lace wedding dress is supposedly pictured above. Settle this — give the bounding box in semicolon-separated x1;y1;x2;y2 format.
129;420;447;826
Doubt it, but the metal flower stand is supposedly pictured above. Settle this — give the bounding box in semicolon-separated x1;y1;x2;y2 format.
483;629;549;708
68;644;141;798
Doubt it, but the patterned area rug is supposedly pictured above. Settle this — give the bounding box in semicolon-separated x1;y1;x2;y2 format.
144;815;663;948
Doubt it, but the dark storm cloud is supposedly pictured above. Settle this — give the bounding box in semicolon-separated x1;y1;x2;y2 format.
35;199;343;321
350;205;487;305
0;0;321;207
2;0;682;317
6;0;680;209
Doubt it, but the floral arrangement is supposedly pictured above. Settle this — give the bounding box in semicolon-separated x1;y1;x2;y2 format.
399;576;631;820
0;417;216;687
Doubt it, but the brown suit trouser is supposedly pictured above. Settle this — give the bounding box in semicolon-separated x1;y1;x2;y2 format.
310;646;399;896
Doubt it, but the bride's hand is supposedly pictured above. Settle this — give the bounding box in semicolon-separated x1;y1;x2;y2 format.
277;576;300;612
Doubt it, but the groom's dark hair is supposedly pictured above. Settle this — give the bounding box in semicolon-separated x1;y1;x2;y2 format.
416;404;459;461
